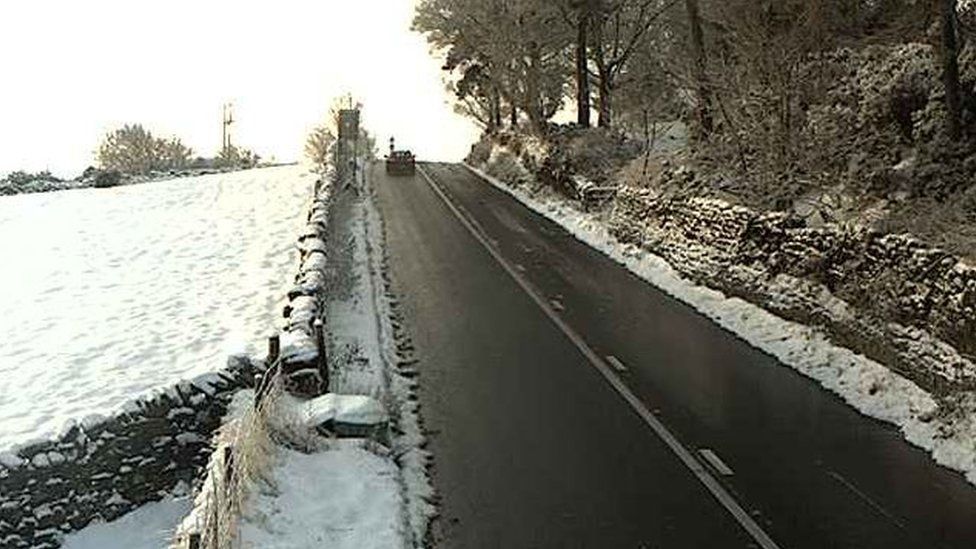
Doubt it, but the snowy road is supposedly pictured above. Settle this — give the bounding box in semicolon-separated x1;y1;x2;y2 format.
0;166;314;451
375;162;976;548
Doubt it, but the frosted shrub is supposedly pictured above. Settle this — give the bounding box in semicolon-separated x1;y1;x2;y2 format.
485;146;536;189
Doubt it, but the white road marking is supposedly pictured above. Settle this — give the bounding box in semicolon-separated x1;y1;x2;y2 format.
418;165;781;549
699;448;735;477
827;470;907;531
606;355;628;372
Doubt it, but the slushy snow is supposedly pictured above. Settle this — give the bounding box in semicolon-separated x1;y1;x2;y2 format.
0;166;314;452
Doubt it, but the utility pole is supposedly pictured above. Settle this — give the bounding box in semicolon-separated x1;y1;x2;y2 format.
221;103;235;154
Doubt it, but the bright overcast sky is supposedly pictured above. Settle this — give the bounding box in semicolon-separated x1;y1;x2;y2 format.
0;0;479;176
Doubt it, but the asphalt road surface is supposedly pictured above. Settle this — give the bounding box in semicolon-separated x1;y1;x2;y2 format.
372;161;976;549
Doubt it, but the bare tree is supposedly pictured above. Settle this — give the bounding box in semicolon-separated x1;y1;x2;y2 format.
217;144;260;169
588;0;678;128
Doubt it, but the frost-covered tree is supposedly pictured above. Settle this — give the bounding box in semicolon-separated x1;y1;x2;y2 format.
304;125;335;168
96;125;194;174
97;124;158;175
586;0;676;128
217;144;260;169
156;137;194;171
414;0;571;132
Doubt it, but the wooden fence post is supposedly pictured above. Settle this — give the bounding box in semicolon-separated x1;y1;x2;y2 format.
209;497;219;549
268;335;280;365
223;446;235;491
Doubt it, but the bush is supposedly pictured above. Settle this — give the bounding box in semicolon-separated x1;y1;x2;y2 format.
93;169;122;188
216;145;260;169
0;171;66;196
96;124;194;175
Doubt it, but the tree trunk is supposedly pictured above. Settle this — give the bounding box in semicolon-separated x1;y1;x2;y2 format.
597;73;612;128
510;103;518;128
941;0;962;140
685;0;713;136
576;10;591;127
642;108;651;176
491;89;502;132
591;13;613;128
526;42;545;132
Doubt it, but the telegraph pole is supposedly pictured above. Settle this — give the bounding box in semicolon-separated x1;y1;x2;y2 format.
221;103;235;153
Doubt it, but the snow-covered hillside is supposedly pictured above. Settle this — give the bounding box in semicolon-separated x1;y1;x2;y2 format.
0;166;314;452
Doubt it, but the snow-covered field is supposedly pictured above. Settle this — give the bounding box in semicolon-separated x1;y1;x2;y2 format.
0;166;314;452
466;164;976;486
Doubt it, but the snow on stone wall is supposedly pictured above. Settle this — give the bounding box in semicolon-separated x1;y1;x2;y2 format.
610;186;976;394
279;176;334;392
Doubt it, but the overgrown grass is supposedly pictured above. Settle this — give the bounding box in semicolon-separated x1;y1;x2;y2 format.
171;373;282;549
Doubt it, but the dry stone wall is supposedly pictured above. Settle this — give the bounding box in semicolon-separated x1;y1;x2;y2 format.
0;359;255;549
610;187;976;394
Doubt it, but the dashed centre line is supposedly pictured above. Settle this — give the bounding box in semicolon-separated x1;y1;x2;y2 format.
699;448;735;477
606;355;628;372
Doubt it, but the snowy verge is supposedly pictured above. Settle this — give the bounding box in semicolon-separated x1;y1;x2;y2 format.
324;164;435;546
240;440;404;549
464;163;976;486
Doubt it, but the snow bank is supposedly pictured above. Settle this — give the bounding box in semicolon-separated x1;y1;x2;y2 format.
0;166;315;453
466;164;976;485
167;172;335;547
240;441;405;549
